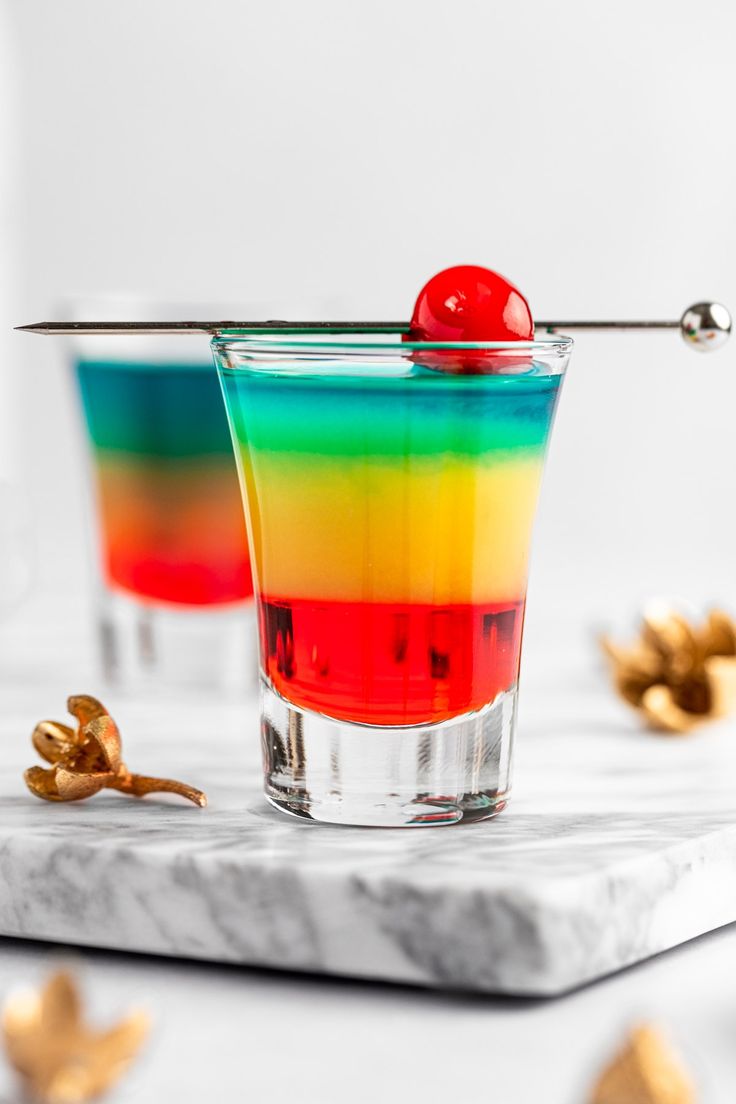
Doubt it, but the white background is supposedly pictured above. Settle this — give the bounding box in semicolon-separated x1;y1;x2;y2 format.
1;6;736;1099
2;0;736;624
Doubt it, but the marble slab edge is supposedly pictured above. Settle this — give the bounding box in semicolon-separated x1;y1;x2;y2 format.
2;812;736;996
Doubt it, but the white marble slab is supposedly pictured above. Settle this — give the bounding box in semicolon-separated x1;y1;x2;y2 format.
1;592;736;995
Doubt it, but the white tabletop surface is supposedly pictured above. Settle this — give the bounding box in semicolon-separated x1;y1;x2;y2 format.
0;588;734;1103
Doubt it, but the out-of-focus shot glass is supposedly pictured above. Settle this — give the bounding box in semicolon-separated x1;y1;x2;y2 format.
214;331;571;825
69;299;255;691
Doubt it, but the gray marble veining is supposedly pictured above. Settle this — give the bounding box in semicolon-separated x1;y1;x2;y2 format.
1;594;736;995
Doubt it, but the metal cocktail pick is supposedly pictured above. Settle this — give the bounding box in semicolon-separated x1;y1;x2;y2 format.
14;300;733;350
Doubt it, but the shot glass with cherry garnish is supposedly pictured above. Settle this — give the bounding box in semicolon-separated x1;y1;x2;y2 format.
213;266;571;826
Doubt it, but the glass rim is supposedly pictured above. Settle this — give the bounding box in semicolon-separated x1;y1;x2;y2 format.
212;331;573;356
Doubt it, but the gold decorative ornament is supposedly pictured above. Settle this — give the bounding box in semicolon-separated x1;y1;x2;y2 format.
2;970;149;1104
601;606;736;734
589;1024;696;1104
25;694;207;807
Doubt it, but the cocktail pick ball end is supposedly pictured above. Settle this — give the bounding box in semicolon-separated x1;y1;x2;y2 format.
680;301;732;351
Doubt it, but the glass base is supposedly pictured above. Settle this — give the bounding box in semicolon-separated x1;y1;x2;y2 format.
260;680;517;827
98;588;258;695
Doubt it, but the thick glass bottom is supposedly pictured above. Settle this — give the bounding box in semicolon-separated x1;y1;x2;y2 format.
260;680;517;827
98;588;258;694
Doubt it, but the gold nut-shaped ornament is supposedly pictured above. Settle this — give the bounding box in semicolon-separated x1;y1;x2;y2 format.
601;606;736;734
2;970;149;1104
25;694;207;807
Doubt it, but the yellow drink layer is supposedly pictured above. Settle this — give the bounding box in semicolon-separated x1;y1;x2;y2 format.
239;449;545;604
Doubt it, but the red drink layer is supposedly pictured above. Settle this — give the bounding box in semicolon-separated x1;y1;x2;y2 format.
259;597;524;725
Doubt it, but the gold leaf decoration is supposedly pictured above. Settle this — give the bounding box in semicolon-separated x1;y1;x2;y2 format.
3;970;149;1103
602;606;736;734
25;694;207;807
589;1024;696;1104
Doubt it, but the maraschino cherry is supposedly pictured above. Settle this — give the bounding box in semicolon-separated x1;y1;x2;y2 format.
409;265;533;343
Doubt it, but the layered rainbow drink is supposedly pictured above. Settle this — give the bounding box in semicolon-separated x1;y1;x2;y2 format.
215;329;570;826
77;359;252;607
